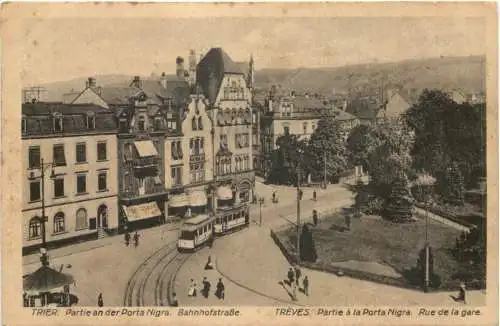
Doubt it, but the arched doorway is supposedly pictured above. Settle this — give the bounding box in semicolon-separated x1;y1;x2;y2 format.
97;204;108;229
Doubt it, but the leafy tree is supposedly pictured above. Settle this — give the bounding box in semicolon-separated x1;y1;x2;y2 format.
383;171;415;223
300;224;317;262
442;161;465;206
305;113;348;183
266;131;307;185
346;124;380;171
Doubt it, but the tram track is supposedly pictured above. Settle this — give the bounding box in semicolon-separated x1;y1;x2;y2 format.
123;241;192;307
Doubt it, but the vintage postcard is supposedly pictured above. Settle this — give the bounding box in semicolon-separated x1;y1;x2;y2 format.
1;2;498;326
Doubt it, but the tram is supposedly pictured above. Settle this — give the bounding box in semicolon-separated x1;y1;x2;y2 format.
177;214;214;252
213;203;250;236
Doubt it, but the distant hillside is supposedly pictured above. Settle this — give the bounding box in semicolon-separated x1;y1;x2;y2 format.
34;55;485;102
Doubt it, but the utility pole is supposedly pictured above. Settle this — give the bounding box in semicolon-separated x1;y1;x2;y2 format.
296;165;301;264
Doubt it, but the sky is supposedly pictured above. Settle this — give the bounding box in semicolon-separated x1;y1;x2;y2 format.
20;16;486;86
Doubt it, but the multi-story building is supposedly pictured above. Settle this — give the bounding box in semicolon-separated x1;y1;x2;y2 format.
196;48;255;211
22;102;118;254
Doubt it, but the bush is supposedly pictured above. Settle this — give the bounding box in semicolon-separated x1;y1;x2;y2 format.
300;224;318;262
363;196;384;215
383;173;415;223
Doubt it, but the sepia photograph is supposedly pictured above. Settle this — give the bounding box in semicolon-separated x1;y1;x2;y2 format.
1;2;498;326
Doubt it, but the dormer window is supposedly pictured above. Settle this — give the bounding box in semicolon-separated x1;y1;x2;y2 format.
86;112;96;129
53;113;63;132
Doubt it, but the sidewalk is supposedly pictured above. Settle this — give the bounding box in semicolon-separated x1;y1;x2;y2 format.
23;221;181;266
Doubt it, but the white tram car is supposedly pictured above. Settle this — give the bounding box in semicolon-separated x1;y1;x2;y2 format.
213;203;250;236
177;214;214;252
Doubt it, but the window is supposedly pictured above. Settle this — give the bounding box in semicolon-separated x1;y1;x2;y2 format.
28;146;41;169
53;177;64;198
138;116;145;131
192;117;197;131
189;139;194;155
98;172;107;191
97;142;107;161
53;114;63;132
75;208;88;230
29;217;42;239
22;116;27;134
119;119;128;133
76;143;86;163
200;138;204;154
167;119;177;131
53;212;65;234
190;163;205;184
87;114;95;129
171;141;178;160
171;167;182;186
29;180;41;202
53;144;66;167
303;122;308;134
198;117;203;130
154;117;163;131
220;135;228;149
76;173;87;194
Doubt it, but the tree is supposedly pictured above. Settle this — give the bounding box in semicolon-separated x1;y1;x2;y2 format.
442;161;465;206
346;124;380;171
266;131;307;185
305;113;348;183
383;171;415;223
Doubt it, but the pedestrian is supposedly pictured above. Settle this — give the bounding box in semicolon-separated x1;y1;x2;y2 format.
312;209;318;226
216;278;225;300
188;279;197;297
124;231;130;247
303;276;309;296
294;266;302;286
133;231;140;247
287;267;295;286
97;293;103;307
313;189;317;201
457;282;467;304
272;191;276;203
171;292;179;307
202;277;211;298
299;189;303;200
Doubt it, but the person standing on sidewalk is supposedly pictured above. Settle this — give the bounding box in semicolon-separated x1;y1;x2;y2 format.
294;266;302;286
313;189;317;201
133;231;140;247
312;209;318;226
287;268;295;286
457;282;467;304
124;231;130;247
216;278;225;300
303;276;309;296
97;293;103;307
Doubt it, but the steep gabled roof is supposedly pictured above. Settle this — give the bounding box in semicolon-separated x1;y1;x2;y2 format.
196;48;245;104
347;97;384;120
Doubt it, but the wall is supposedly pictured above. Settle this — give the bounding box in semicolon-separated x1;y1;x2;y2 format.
22;133;118;248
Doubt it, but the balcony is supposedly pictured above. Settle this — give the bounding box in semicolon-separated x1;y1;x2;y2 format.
189;153;206;162
121;184;167;200
133;156;159;168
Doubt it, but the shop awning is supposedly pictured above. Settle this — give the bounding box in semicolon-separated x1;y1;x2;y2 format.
217;186;233;200
169;193;189;208
23;266;75;293
188;190;207;207
122;202;161;222
134;140;158;158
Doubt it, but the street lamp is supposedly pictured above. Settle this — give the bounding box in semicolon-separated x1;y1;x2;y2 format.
29;158;56;264
258;197;264;226
415;172;436;292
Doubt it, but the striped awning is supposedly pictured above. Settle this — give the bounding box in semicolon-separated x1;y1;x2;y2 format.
188;190;207;207
134;140;158;157
122;202;161;222
217;186;233;200
169;193;189;208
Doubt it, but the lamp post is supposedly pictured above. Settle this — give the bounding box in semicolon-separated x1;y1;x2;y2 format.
415;173;436;292
259;197;264;226
30;158;56;266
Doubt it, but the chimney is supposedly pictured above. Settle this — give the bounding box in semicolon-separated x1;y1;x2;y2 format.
131;76;142;88
176;56;185;78
86;77;96;88
160;72;167;89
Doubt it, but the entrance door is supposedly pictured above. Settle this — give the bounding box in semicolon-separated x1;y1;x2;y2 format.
97;205;108;228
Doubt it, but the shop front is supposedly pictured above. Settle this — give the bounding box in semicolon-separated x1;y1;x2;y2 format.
121;201;163;231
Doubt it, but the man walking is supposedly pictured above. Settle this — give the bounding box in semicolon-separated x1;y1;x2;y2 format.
124;231;130;247
303;276;309;296
287;267;295;286
312;209;318;226
133;231;140;247
313;189;317;201
294;266;302;286
97;293;104;307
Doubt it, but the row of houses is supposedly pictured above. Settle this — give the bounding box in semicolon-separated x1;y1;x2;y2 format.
22;48;257;254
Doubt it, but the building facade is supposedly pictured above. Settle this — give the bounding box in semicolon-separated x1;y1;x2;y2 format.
22;102;118;254
196;48;255;210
